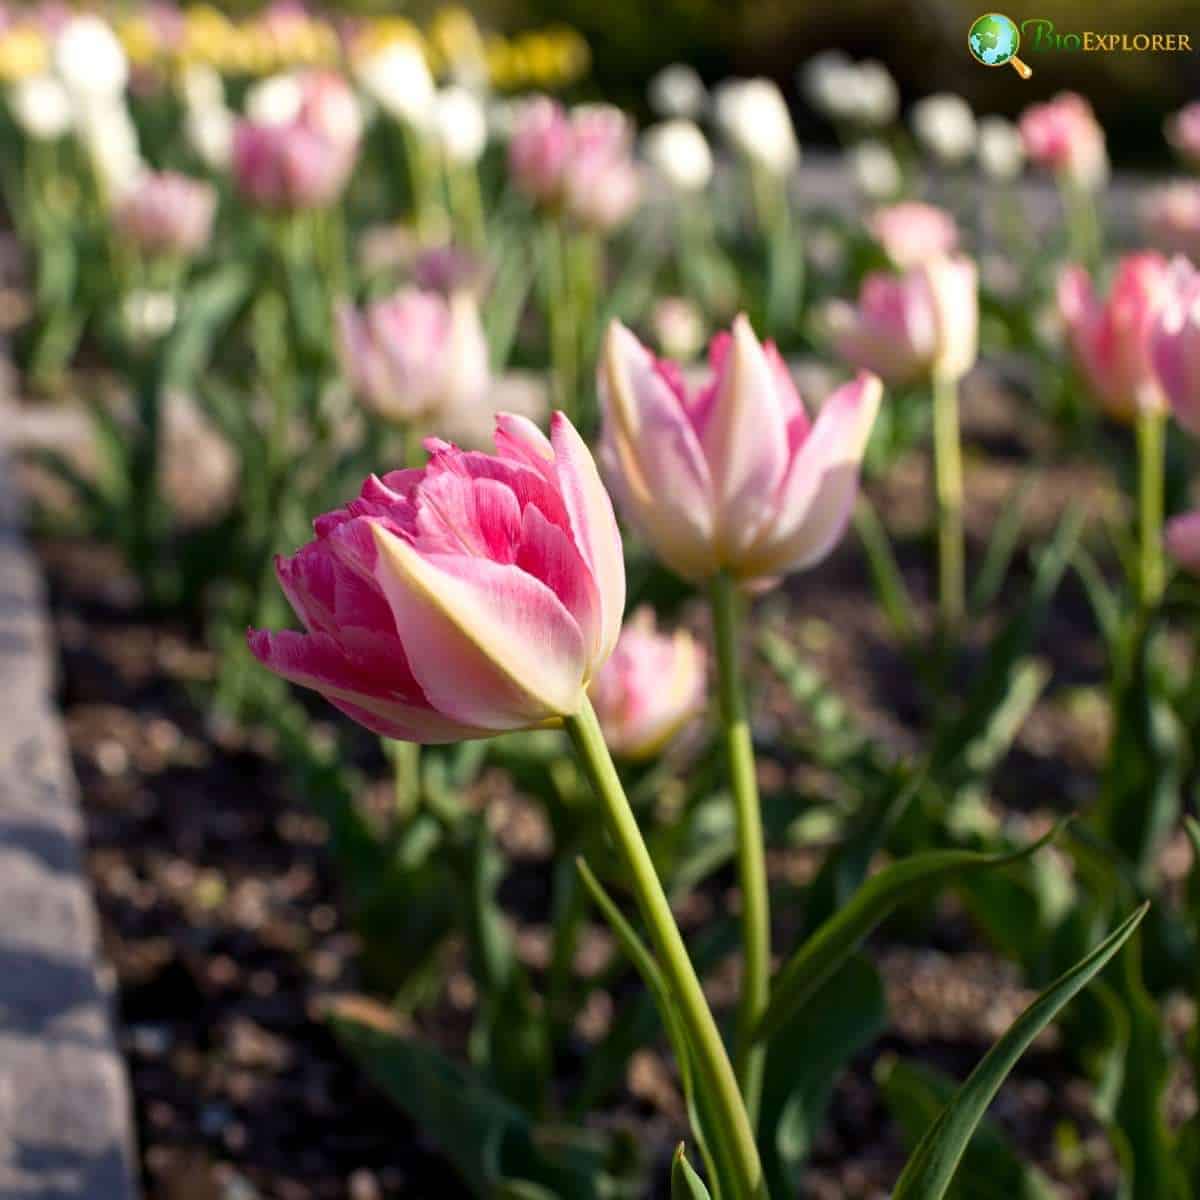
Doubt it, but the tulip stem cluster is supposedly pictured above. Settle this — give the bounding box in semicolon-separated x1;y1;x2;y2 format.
564;697;766;1200
710;571;770;1131
1137;405;1167;609
932;370;966;632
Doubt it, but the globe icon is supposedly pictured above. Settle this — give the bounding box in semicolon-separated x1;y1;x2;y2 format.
968;12;1032;78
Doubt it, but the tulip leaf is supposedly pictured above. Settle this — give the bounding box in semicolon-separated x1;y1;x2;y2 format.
757;823;1066;1043
891;902;1149;1200
970;473;1034;615
853;495;917;645
672;1144;713;1200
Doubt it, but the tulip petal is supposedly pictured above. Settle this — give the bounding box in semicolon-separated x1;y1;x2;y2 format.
494;411;557;480
700;315;791;555
743;372;882;576
549;411;626;666
370;524;588;728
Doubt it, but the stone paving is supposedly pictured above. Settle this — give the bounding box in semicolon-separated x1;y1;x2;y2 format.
0;450;139;1200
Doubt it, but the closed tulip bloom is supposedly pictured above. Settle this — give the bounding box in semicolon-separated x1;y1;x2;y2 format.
8;72;71;139
910;94;975;165
1165;510;1200;574
1141;182;1200;261
115;170;216;258
648;63;707;120
249;411;626;741
848;140;902;200
1058;253;1170;421
866;202;959;268
977;115;1025;181
507;94;572;204
1019;92;1108;190
599;316;881;583
828;255;978;385
588;607;705;758
642;119;713;193
713;77;799;175
1166;102;1200;169
336;287;489;424
1151;257;1200;436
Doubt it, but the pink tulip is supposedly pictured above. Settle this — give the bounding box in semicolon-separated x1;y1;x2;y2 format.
866;202;959;269
508;96;641;231
1151;257;1200;437
1058;252;1170;422
335;287;490;424
588;606;705;758
249;411;626;741
1166;102;1200;169
233;71;359;210
828;255;978;386
599;315;881;583
1141;182;1200;262
1018;92;1108;189
1166;510;1200;574
114;170;216;258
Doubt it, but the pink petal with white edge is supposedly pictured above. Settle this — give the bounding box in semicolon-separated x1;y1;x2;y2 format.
494;411;557;481
549;411;626;667
371;524;589;728
742;372;882;577
700;315;791;556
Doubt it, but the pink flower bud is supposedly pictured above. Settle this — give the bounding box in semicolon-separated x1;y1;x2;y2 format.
1166;510;1200;575
1141;182;1200;261
114;169;216;258
1058;252;1170;422
250;412;626;741
1018;92;1108;190
336;288;490;424
1151;256;1200;437
1166;102;1200;169
828;255;978;386
588;606;705;758
866;202;959;269
599;315;881;584
507;95;572;205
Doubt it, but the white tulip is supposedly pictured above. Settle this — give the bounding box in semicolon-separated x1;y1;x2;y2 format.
123;289;177;341
848;139;902;199
9;74;72;140
852;61;899;127
53;15;128;100
641;119;713;193
76;100;143;201
648;63;707;120
801;50;854;118
910;94;976;165
245;73;304;127
432;86;487;165
186;104;234;170
356;41;435;129
179;65;225;114
977;115;1025;180
714;77;800;176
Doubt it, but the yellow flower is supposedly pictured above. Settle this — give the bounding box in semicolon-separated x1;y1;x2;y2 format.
0;27;49;83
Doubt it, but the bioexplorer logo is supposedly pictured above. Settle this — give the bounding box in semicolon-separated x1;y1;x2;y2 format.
968;12;1193;77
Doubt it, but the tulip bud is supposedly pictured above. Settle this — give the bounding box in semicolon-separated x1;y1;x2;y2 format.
115;170;216;259
1019;92;1108;191
977;116;1025;181
641;119;713;193
910;94;975;166
1166;510;1200;574
1151;256;1200;437
713;77;799;175
431;85;487;166
848;140;902;201
1166;102;1200;169
250;411;626;741
648;63;707;120
53;14;128;100
1058;253;1170;422
866;202;959;269
828;255;978;386
8;73;71;140
589;607;705;758
1140;183;1200;262
599;315;880;584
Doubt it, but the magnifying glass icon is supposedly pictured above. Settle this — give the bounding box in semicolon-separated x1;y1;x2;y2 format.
968;13;1033;79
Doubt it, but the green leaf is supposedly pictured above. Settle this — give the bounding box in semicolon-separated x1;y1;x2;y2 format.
163;264;253;388
970;474;1033;614
891;902;1149;1200
878;1058;1058;1200
758;824;1066;1043
672;1144;713;1200
853;496;917;645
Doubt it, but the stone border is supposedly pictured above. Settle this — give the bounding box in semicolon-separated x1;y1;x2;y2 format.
0;449;140;1200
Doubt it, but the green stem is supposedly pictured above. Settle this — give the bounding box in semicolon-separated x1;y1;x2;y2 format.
386;738;421;822
709;571;769;1131
564;699;766;1200
932;370;965;634
1137;405;1166;609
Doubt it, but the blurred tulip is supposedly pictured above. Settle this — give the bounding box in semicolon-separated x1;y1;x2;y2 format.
245;70;303;126
355;38;434;128
599;316;881;583
1019;92;1108;190
589;607;705;758
910;94;975;165
1166;510;1200;573
431;85;487;165
1141;182;1200;260
651;296;706;361
8;71;70;138
53;13;127;99
848;140;902;200
641;119;713;193
801;53;896;127
1058;253;1170;421
115;169;216;258
713;77;799;175
648;62;706;120
336;287;489;426
1151;257;1200;437
867;202;959;268
185;101;233;169
249;411;626;740
1165;102;1200;169
76;98;144;201
977;115;1025;181
828;255;978;385
507;94;571;204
